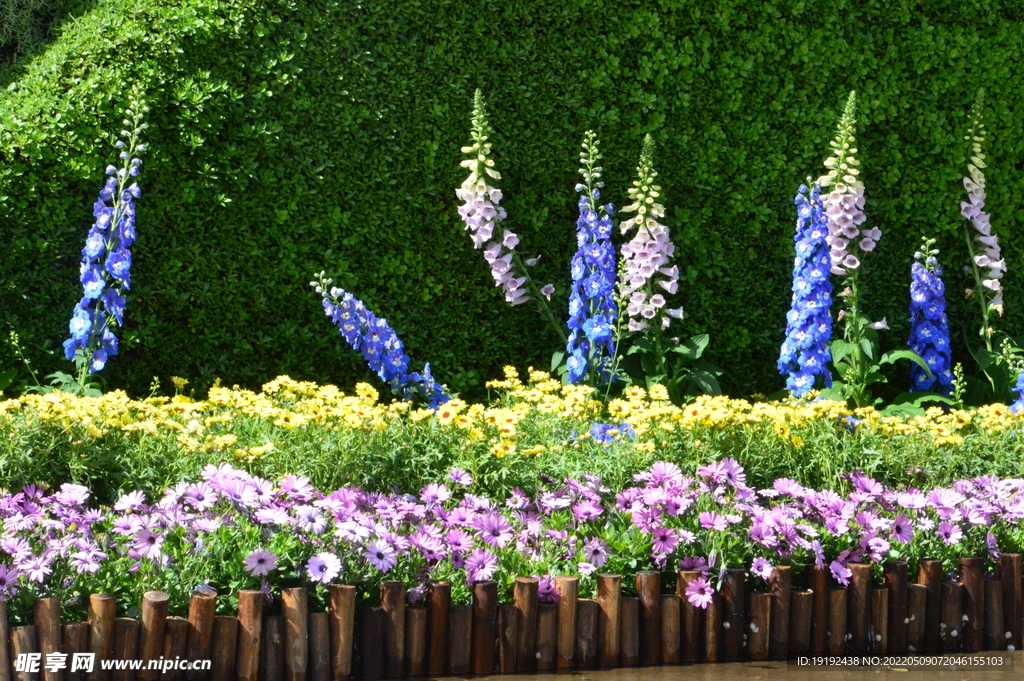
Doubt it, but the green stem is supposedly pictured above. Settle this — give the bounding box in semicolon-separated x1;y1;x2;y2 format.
510;251;567;344
964;226;993;353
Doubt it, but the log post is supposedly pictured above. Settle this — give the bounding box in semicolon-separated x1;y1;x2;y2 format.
826;589;847;656
426;582;449;676
0;601;11;681
1000;553;1023;649
619;597;640;666
676;570;703;662
513;577;537;672
283;588;309;681
635;572;661;664
235;591;262;681
35;597;63;681
847;563;870;654
940;581;963;651
660;595;680;664
806;565;828;655
309;613;330;681
574;600;598;668
917;559;942;652
447;606;472;676
328;585;355;681
210;618;237;681
403;608;426;677
470;582;496;675
768;565;790;660
961;557;984;651
748;593;771;661
136;592;169;681
553;577;577;670
907;584;926;653
496;606;517;673
111;618;139;681
870;588;888;655
11;626;39;681
721;569;744;662
984;579;1004;651
63;622;90;681
596;575;621;667
884;561;908;654
380;581;405;679
184;589;216;681
789;590;812;657
535;604;556;671
262;616;284;681
160;617;189;681
361;609;384;681
703;593;721;663
88;594;117;681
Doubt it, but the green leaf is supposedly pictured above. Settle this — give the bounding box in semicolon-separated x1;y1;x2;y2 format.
880;349;932;377
673;334;709;360
0;369;15;391
830;340;855;367
550;351;565;374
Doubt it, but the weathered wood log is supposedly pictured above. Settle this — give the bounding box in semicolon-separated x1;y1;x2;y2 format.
62;623;89;681
470;582;496;675
535;604;556;671
984;579;1005;651
676;570;703;663
309;613;330;681
426;582;450;676
553;577;577;670
907;584;926;653
184;589;216;681
111;618;139;681
35;597;63;681
748;593;771;661
11;626;39;681
917;559;942;652
1001;553;1023;650
659;595;680;664
574;600;598;668
826;589;847;656
447;606;472;676
940;581;963;651
884;560;908;654
722;569;744;662
380;582;405;679
702;593;721;663
496;606;517;674
806;565;828;655
160;617;189;681
961;557;984;651
619;597;639;666
596;575;621;667
328;585;355;681
235;591;262;681
768;565;790;660
136;592;169;681
789;590;812;657
262;616;285;681
360;608;384;681
283;588;309;681
635;572;661;665
209;617;237;681
513;577;537;672
846;563;870;654
87;594;117;681
870;588;888;655
0;600;11;681
403;608;426;677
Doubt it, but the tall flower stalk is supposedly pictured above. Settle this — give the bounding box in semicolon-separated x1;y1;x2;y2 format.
565;131;618;384
778;182;833;396
63;96;148;388
456;90;563;341
312;273;449;408
908;238;953;394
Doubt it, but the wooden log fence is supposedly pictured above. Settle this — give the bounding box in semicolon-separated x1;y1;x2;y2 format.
0;555;1020;679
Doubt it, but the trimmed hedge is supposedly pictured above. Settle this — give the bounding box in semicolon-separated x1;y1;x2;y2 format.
1;0;1023;398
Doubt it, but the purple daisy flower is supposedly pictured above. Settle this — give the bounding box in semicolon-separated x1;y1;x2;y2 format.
651;527;678;555
751;557;773;580
243;549;279;577
685;576;714;609
306;552;342;584
477;513;513;548
449;469;473;487
364;539;398;572
891;513;914;543
464;548;498;584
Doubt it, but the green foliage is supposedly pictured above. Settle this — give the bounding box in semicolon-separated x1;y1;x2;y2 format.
1;0;1023;399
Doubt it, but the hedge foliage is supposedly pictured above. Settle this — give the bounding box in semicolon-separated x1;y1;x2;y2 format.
1;0;1023;398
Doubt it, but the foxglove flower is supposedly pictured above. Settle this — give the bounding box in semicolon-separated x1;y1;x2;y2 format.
313;274;449;408
618;135;683;331
778;183;833;396
817;92;879;276
565;131;618;384
456;90;550;306
63;96;148;376
908;239;953;393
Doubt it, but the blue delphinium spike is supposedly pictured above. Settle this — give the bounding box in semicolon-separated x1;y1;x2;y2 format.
908;239;953;394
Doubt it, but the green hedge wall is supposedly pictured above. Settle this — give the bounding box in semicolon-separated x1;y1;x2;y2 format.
1;0;1023;398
